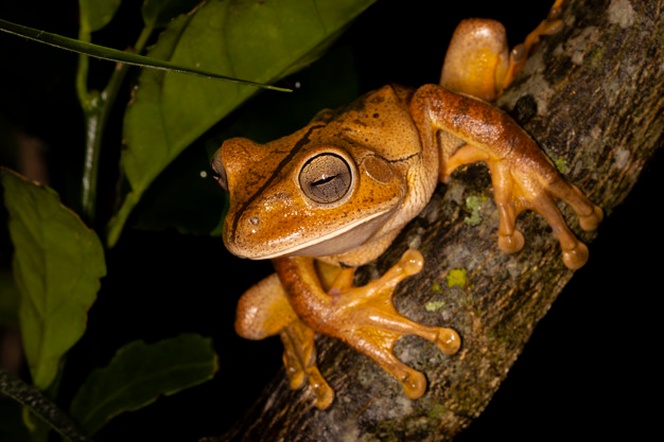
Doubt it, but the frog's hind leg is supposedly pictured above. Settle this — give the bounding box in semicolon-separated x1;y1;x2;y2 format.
441;0;566;101
279;318;334;409
440;18;511;102
235;273;334;409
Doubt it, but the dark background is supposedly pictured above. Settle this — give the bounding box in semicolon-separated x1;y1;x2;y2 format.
0;0;660;440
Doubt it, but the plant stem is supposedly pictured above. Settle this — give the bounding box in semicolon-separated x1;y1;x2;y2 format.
78;25;154;226
0;369;91;442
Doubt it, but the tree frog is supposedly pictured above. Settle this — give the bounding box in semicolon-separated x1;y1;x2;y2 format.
212;0;602;410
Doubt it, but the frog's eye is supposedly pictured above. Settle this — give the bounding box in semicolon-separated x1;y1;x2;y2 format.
299;153;353;204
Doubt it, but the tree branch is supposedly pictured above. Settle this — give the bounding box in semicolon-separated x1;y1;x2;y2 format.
210;0;663;439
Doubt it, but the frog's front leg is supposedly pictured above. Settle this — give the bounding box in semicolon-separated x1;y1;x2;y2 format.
274;250;460;402
411;85;603;269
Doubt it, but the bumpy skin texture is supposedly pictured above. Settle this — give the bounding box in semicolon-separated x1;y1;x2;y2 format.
212;0;602;410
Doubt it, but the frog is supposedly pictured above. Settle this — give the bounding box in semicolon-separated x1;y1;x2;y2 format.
211;0;602;410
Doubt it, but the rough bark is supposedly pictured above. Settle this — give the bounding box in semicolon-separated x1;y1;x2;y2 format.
209;0;663;440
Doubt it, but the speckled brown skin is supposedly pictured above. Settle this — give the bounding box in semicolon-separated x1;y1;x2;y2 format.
410;85;602;269
219;85;425;267
213;0;601;410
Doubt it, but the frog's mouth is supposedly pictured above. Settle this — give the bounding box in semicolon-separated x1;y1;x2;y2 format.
230;208;396;261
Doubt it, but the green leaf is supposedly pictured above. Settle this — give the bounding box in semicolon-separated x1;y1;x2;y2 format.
69;334;218;435
108;0;376;246
79;0;122;33
1;168;106;390
142;0;202;29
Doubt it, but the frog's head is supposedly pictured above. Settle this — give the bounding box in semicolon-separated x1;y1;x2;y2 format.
212;124;408;261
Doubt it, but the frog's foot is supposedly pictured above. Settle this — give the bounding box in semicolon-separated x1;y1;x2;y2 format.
522;0;566;55
502;0;567;89
234;273;334;409
445;142;603;270
268;251;459;405
318;250;461;399
280;320;334;410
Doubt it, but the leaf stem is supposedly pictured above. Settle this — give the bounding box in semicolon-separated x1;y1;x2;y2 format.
0;19;292;91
